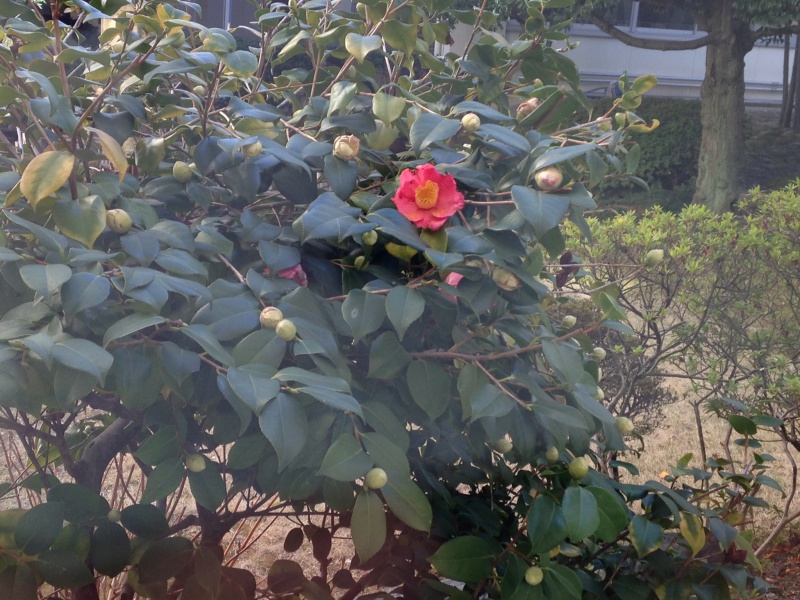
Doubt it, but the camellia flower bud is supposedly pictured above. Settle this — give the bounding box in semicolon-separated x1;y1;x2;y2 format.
561;315;577;329
173;161;193;183
644;248;665;268
492;267;521;291
333;135;360;160
569;456;590;480
516;97;542;119
545;447;559;462
362;230;378;246
259;306;283;329
364;467;388;489
615;417;635;435
534;166;563;191
592;347;607;361
460;112;481;133
243;140;263;158
494;439;513;454
106;209;132;234
275;319;297;341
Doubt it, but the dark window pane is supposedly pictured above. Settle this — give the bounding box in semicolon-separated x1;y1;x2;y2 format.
636;4;695;30
575;0;633;27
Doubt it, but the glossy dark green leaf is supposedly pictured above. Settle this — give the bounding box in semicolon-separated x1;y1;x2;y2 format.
511;186;570;239
527;495;567;553
562;486;600;541
367;331;410;379
318;433;373;481
91;521;131;577
188;462;228;511
380;470;431;532
352;491;386;562
259;392;308;470
120;504;169;539
342;289;386;340
141;456;185;504
588;487;629;542
629;515;663;557
428;536;494;583
36;550;94;588
61;272;110;319
407;360;451;419
14;502;63;555
47;483;110;524
385;285;425;341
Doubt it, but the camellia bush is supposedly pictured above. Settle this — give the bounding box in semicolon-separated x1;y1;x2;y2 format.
0;0;774;599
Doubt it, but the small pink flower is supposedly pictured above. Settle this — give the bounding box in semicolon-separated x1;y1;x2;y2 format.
440;272;464;302
277;264;308;287
392;164;465;231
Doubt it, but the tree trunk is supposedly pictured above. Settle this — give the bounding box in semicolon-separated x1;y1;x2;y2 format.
692;1;753;213
785;35;799;129
792;37;800;131
780;35;791;127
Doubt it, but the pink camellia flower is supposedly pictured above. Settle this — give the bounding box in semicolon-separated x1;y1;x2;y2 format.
275;264;308;287
392;164;465;231
440;272;464;302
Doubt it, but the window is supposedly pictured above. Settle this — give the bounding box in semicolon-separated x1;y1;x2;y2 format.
578;1;697;34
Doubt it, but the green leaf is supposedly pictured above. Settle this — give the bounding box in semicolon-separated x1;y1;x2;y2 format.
188;463;227;511
543;564;583;600
120;504;169;539
0;563;37;600
532;144;599;172
728;415;757;436
180;324;235;367
138;536;194;584
47;483;109;524
53;338;113;384
4;211;69;253
360;432;411;476
323;154;357;200
629;515;663;557
53;195;107;248
299;385;363;416
380;470;431;532
222;50;259;78
227;365;280;413
407;360;451;419
141;456;185;504
352;491;386;562
511;185;570;239
562;486;600;541
373;92;406;124
103;313;165;347
19;264;72;299
61;273;110;319
367;331;410;379
679;512;705;556
382;20;417;54
135;426;181;466
20;151;75;208
342;289;386;340
328;81;357;116
259;393;308;470
36;550;94;589
409;113;461;153
345;33;382;63
91;522;131;577
87;127;128;183
15;503;64;555
588;487;628;542
527;495;567;553
385;286;425;340
428;536;494;583
318;434;373;481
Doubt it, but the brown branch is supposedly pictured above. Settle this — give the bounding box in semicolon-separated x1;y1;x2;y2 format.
589;12;712;51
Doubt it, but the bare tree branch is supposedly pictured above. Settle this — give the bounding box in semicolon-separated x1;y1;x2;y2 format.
589;11;713;51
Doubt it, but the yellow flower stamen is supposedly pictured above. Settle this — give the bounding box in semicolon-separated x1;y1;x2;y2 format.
414;180;439;209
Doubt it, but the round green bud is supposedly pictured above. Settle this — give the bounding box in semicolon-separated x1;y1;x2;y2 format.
561;315;577;329
354;256;367;270
615;417;635;435
545;447;559;462
362;230;378;246
243;141;263;158
173;161;193;183
494;439;513;454
460;113;481;133
275;319;297;341
106;209;132;234
593;387;605;401
107;509;122;523
259;306;284;329
592;347;607;361
524;566;544;586
333;135;360;160
185;453;206;473
569;457;590;480
364;467;388;489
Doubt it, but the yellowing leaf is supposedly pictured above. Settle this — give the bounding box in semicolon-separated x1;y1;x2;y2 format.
87;127;129;183
20;151;75;209
628;119;660;133
678;512;705;556
52;196;107;248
